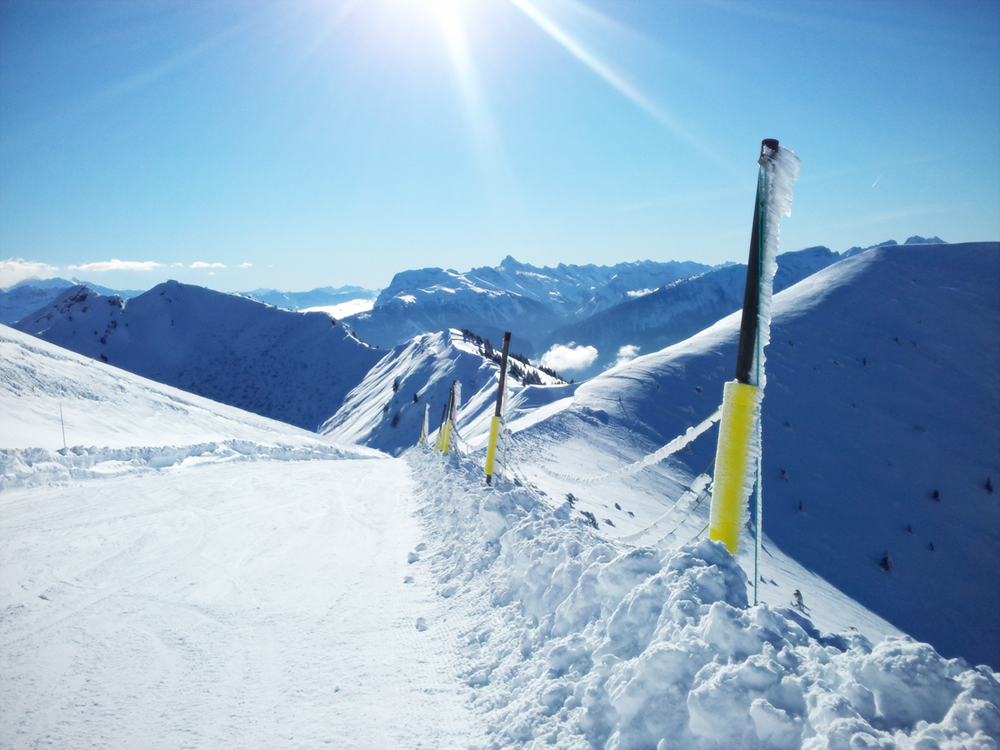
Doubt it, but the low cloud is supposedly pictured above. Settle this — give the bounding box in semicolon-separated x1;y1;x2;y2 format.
540;342;599;373
0;258;60;288
614;344;641;366
67;259;163;273
191;261;225;269
239;262;252;269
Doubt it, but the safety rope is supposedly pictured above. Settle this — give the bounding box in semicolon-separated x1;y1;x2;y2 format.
540;405;722;485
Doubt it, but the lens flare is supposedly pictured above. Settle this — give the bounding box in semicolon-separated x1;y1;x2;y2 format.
511;0;726;168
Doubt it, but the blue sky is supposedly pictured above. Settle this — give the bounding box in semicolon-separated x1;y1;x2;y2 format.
1;0;998;292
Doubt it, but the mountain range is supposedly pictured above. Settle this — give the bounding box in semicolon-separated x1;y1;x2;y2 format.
2;238;997;748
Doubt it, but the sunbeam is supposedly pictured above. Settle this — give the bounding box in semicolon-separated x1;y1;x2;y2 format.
510;0;729;169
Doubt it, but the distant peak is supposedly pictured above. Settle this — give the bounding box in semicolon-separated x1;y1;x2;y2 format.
904;235;946;245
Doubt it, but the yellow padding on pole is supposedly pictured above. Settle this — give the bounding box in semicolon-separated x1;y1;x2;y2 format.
710;380;759;553
485;415;501;480
441;420;452;455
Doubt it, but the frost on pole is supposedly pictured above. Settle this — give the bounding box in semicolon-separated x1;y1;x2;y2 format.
751;140;802;392
710;139;800;555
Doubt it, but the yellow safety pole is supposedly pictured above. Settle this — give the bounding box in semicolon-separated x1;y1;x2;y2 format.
485;332;512;485
709;381;759;552
709;138;778;557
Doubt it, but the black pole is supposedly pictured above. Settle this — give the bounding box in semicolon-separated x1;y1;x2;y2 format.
734;138;779;385
493;332;512;419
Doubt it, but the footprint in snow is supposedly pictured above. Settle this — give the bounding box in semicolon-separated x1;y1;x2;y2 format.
415;542;427;552
415;617;428;632
407;552;420;564
404;576;414;584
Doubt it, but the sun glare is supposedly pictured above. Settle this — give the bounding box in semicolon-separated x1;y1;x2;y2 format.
510;0;727;168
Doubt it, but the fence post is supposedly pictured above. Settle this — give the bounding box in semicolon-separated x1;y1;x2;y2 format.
485;332;512;485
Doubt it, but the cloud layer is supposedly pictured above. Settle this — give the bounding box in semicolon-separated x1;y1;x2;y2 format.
67;259;164;273
0;259;60;288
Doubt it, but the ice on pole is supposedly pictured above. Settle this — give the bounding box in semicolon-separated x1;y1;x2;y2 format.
709;139;800;555
418;402;430;447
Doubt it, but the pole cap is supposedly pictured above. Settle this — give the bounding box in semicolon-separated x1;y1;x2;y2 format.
759;139;780;165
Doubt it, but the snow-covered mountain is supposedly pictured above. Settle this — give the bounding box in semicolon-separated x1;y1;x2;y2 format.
541;245;844;378
0;277;142;325
13;280;383;431
321;328;565;455
343;256;715;355
2;310;997;749
491;241;999;670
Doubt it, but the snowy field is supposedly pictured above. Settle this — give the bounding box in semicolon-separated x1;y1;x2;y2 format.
3;324;998;748
1;459;481;748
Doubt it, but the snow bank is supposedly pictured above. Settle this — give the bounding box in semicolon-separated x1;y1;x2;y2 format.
410;452;999;749
0;440;378;491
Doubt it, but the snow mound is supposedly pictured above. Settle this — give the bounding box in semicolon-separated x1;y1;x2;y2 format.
1;440;373;491
0;325;382;462
410;451;999;749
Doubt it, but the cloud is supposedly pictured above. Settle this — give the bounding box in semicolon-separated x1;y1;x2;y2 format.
67;259;163;273
540;342;599;373
239;262;253;269
0;258;61;288
191;261;225;269
614;344;641;366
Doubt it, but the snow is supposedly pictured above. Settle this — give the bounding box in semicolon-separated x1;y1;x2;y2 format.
13;281;383;432
321;329;563;456
499;241;1000;671
753;142;802;391
2;241;998;748
407;452;999;749
300;297;376;318
1;458;483;748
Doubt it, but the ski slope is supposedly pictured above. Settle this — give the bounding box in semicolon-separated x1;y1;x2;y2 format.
1;327;484;747
1;459;482;748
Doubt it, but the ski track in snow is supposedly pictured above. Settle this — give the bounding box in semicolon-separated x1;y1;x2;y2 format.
0;459;483;749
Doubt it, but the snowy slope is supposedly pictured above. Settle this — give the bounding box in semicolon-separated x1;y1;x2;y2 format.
406;451;998;749
343;255;714;354
0;325;381;474
541;246;843;379
2;285;998;749
321;328;565;455
0;277;142;325
495;242;999;670
0;328;484;747
14;281;384;432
